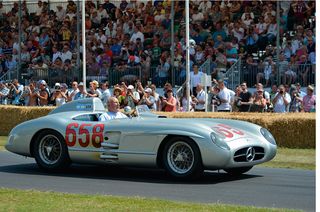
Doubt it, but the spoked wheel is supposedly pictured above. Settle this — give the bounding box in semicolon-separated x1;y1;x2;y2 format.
223;166;253;176
33;130;71;170
163;137;203;179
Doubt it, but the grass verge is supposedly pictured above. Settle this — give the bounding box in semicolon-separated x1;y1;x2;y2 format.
0;136;6;150
0;136;315;170
258;148;315;170
0;188;299;212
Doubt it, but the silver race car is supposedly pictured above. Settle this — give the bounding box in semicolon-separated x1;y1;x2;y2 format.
5;98;277;178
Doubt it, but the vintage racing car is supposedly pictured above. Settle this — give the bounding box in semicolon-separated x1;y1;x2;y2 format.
5;98;277;178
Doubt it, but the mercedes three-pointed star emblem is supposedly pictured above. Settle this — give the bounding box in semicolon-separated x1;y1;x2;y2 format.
246;147;255;162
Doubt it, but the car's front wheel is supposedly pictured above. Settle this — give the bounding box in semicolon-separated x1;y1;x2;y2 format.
223;166;253;175
33;130;71;170
163;137;203;179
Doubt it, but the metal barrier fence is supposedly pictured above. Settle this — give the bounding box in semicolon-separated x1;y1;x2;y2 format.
241;62;315;87
16;66;141;87
224;59;241;90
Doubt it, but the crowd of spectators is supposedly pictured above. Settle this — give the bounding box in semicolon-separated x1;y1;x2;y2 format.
0;78;316;113
0;0;316;113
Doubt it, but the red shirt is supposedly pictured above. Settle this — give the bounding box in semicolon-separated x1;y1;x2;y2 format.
164;96;177;112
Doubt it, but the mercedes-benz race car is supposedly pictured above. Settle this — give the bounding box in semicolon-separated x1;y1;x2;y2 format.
5;98;277;179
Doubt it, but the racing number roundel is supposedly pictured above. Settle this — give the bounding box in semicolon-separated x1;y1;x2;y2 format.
65;123;105;148
213;124;244;138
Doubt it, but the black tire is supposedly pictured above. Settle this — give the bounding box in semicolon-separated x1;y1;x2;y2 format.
33;130;71;170
162;137;203;179
223;166;253;175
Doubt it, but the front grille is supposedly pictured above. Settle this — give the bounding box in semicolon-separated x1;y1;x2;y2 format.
234;146;265;162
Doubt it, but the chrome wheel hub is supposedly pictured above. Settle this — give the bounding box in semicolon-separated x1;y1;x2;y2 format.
38;135;62;165
167;142;194;174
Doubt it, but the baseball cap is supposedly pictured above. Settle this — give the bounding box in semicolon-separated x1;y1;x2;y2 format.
78;82;84;86
144;88;152;93
127;85;134;90
39;80;47;85
61;83;68;88
55;82;61;87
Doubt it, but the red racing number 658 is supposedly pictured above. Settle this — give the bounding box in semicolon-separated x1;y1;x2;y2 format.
65;123;105;148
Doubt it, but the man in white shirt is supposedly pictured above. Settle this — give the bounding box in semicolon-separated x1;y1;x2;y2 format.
272;85;291;113
68;81;79;102
61;45;72;63
217;80;231;112
130;26;144;44
194;84;206;112
52;46;62;64
99;81;111;107
190;64;203;95
99;97;128;121
56;5;66;22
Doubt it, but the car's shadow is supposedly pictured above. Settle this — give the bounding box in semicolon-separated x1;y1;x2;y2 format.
0;162;262;184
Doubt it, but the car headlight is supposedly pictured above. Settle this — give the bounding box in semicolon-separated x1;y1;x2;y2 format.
211;133;230;150
260;128;276;145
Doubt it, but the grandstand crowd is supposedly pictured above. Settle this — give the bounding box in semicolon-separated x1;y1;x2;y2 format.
0;0;316;113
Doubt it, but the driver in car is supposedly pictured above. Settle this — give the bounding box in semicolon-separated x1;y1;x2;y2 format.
99;97;128;121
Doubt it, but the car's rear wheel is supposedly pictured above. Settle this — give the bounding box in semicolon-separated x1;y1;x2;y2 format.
223;166;253;175
163;137;203;179
33;130;71;170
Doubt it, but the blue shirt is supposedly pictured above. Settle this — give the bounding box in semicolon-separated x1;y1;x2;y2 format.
212;30;226;42
111;44;122;56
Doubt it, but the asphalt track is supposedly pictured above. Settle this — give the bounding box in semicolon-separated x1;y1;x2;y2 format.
0;151;315;211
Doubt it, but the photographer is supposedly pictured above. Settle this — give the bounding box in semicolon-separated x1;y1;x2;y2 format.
138;88;156;110
8;79;24;105
272;85;291;113
289;88;302;112
50;83;67;107
124;85;140;109
250;88;267;112
0;81;10;105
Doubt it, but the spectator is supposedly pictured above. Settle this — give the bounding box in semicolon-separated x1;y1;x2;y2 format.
216;80;231;112
37;80;49;106
56;5;66;22
124;84;140;109
130;26;144;44
87;80;101;98
149;83;160;111
8;79;24;105
61;44;72;63
289;87;302;112
0;81;10;105
162;88;176;112
193;83;206;112
179;88;193;112
302;85;315;112
238;82;253;112
113;86;125;108
68;81;79;102
50;82;67;106
250;87;267;112
269;84;278;111
99;81;111;107
138;87;156;110
74;82;88;100
272;85;291;113
190;64;203;95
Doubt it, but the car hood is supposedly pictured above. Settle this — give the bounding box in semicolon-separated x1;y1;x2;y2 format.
138;117;261;141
